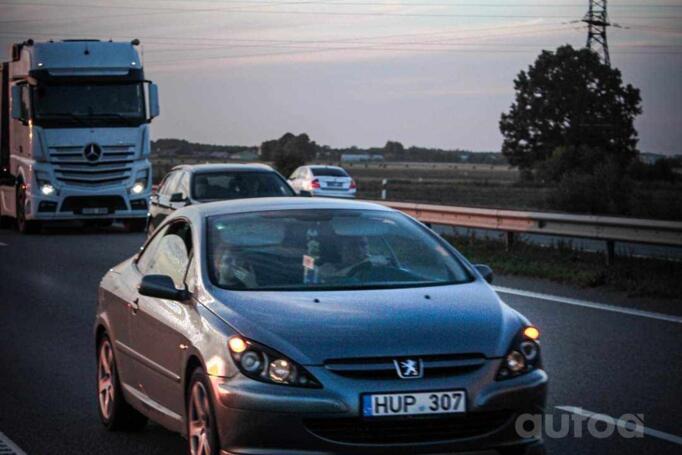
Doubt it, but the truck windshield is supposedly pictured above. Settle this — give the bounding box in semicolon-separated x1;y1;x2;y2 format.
31;83;146;127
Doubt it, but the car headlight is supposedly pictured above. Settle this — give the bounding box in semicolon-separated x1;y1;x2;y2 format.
228;336;321;388
497;326;541;380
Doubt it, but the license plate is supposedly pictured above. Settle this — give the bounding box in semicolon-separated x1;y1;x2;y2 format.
362;390;466;417
81;207;108;215
327;182;342;188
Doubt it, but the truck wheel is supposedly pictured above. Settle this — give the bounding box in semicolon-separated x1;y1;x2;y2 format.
16;186;41;234
123;218;147;233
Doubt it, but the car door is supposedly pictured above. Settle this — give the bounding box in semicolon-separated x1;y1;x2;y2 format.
113;224;170;390
129;220;195;424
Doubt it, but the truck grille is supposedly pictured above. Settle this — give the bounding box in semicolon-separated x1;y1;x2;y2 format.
304;411;514;444
49;145;135;186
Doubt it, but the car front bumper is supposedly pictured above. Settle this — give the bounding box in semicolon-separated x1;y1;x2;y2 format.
208;360;548;454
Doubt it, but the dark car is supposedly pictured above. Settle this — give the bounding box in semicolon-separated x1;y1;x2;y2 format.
148;163;294;234
95;197;547;455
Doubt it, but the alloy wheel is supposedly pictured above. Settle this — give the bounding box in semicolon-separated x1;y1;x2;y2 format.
188;381;213;455
97;340;115;420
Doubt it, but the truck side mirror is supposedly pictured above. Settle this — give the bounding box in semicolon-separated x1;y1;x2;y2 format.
11;85;23;120
148;83;160;119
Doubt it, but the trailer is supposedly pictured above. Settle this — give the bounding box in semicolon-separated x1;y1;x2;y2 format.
0;39;159;233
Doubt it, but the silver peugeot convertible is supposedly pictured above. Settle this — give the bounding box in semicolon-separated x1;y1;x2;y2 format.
94;197;547;455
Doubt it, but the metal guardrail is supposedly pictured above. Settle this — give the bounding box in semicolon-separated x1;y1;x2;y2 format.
377;200;682;263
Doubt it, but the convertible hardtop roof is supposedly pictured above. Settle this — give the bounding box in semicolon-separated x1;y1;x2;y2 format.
179;197;394;220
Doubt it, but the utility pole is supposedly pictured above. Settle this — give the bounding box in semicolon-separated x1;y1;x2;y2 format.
582;0;610;65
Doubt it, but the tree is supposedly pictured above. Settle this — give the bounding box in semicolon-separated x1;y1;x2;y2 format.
500;45;642;173
383;141;405;160
261;133;318;177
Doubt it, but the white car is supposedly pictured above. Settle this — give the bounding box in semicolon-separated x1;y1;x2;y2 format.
288;165;357;198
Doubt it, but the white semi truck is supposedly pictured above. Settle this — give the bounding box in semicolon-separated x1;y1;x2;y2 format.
0;39;159;233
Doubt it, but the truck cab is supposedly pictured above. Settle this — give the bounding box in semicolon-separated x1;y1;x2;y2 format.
0;39;159;233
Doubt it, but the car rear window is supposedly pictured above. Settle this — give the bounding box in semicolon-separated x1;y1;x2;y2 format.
311;167;348;177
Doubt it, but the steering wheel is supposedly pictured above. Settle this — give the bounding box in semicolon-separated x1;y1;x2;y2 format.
344;259;373;278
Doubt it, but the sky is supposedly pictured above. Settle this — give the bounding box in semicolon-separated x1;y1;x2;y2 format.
1;0;681;155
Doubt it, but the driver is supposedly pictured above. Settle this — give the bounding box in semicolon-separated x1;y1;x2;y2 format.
318;236;370;279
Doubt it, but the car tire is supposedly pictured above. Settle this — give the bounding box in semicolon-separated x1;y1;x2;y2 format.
16;185;40;234
96;335;148;431
123;218;147;233
186;368;220;455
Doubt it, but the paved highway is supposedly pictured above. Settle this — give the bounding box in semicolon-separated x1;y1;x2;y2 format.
0;225;681;454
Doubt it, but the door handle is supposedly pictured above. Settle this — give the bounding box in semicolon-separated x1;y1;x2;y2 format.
128;298;139;314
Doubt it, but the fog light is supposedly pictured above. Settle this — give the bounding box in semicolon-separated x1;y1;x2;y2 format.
268;359;292;383
506;351;525;373
241;351;263;373
131;181;145;194
40;183;55;196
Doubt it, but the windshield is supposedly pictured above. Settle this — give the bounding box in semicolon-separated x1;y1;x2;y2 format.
207;209;472;291
311;167;348;177
31;83;146;127
192;171;294;201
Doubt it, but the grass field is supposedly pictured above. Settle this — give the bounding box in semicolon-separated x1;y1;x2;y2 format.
446;235;682;301
151;158;682;219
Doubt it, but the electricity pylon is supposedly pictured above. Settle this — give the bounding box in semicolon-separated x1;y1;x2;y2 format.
582;0;611;65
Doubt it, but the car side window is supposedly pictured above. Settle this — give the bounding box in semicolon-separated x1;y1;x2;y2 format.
159;171;176;195
137;225;170;274
138;221;193;289
176;172;189;199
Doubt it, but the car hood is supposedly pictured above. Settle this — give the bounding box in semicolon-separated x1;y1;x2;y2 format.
206;281;523;365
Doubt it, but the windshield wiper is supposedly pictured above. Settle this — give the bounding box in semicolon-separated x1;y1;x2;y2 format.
39;112;93;127
90;113;141;126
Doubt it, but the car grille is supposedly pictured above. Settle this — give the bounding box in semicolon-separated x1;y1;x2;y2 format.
49;145;135;186
304;411;514;444
324;353;486;379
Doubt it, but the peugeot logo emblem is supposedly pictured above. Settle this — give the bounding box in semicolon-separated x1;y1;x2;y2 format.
83;143;102;162
394;358;423;379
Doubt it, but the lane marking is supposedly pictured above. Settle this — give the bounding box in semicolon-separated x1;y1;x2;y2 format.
0;242;7;247
557;406;682;446
0;431;27;455
493;286;682;325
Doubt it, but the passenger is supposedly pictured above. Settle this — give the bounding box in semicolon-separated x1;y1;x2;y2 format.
213;244;258;288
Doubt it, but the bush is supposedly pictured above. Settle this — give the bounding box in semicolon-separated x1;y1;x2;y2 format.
549;159;631;215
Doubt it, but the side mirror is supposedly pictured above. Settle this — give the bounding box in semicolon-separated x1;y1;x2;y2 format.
11;85;23;120
170;192;186;203
138;274;188;301
474;264;493;284
148;83;160;119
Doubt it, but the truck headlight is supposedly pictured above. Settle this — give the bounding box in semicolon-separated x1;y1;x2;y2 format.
130;169;149;195
131;181;146;194
40;183;55;196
